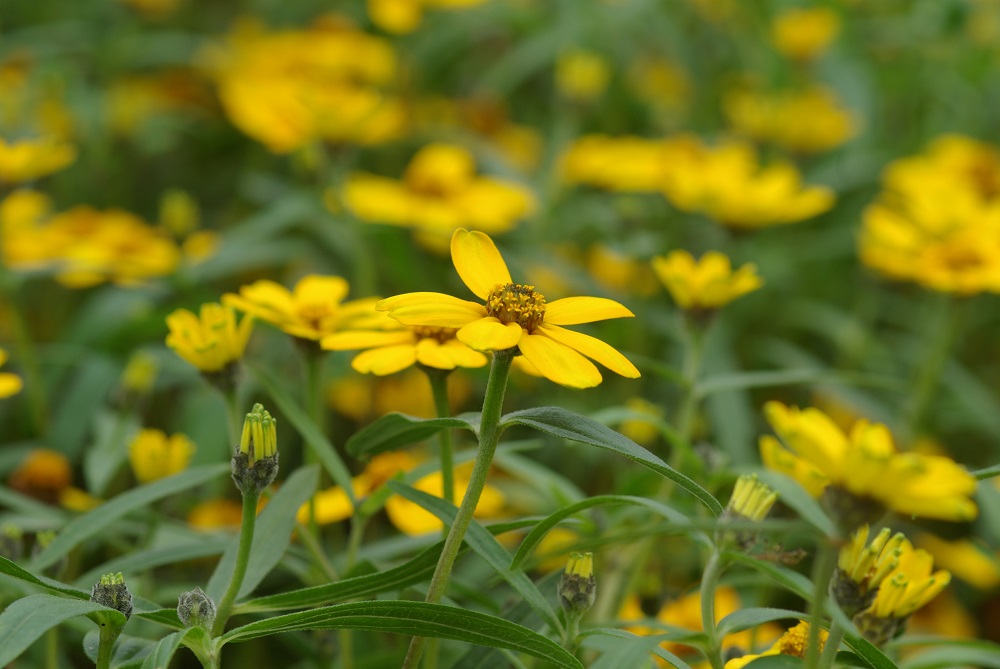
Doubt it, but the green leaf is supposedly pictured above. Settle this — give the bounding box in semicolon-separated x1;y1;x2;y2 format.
754;470;835;537
82;632;150;668
206;465;319;601
973;463;1000;481
84;410;140;497
387;480;563;634
694;369;900;399
897;639;1000;669
0;555;90;599
579;628;696;669
510;495;706;570
133;608;184;630
744;657;805;668
345;411;480;457
75;536;232;589
716;607;803;638
29;464;229;572
0;593;127;666
843;634;899;669
499;407;723;516
219;600;582;668
137;631;186;669
723;552;813;599
249;364;356;503
0;484;66;521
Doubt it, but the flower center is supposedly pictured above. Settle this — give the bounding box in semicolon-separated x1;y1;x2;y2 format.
486;283;546;332
298;303;332;329
412;325;458;343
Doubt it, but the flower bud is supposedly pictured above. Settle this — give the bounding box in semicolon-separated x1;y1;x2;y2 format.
232;403;279;494
718;474;778;549
177;586;217;630
90;572;133;620
559;552;596;615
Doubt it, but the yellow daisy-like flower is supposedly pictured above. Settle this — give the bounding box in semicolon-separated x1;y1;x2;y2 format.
770;7;840;61
652;250;762;311
224;275;383;342
916;534;1000;590
724;86;857;155
377;229;640;389
0;137;76;184
188;499;244;531
128;429;196;484
297;451;419;525
560;134;697;193
832;524;905;617
165;303;254;373
385;467;506;535
760;402;978;526
726;621;827;669
0;348;24;398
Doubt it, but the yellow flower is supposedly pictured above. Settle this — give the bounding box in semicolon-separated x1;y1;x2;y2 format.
587;245;660;297
561;134;697;192
1;189;56;270
8;449;73;504
0;137;76;184
652;250;762;311
663;139;835;229
128;429;196;484
188;499;244;531
367;0;487;34
224;275;383;342
628;57;690;119
165;303;254;373
770;8;840;61
378;229;640;389
724;86;857;154
59;486;101;512
385;466;505;535
917;534;1000;590
556;49;612;101
726;621;827;669
867;538;950;619
0;348;23;398
908;590;978;639
833;525;905;617
619;397;664;446
298;451;419;525
760;402;978;525
343;143;534;244
726;475;778;522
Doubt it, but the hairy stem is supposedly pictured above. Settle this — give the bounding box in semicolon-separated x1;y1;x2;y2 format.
426;369;455;507
212;489;259;636
700;550;727;669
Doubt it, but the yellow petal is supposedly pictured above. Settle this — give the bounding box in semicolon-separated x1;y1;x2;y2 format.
517;332;602;388
451;228;512;300
322;330;415;351
0;373;23;398
351;345;418;375
544;296;635;325
378;292;483;313
437;339;489;368
538;324;639;378
295;275;349;305
414;338;457;370
456;317;523;351
390;301;486;328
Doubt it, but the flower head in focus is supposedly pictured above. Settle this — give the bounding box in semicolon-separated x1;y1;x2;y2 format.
726;621;827;669
652;250;762;312
128;429;196;484
377;229;640;389
232;403;279;494
0;348;23;398
166;303;253;380
770;7;840;61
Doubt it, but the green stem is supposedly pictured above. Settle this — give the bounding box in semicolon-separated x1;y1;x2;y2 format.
816;621;846;669
426;369;455;507
675;314;706;445
2;278;47;435
95;620;122;669
699;550;726;669
562;611;582;654
401;349;515;669
805;540;838;669
906;296;961;441
45;627;58;669
212;489;259;636
221;388;241;451
295;521;339;581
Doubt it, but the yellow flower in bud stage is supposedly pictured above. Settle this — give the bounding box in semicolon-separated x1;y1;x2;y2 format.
166;303;253;374
726;475;778;522
561;134;698;193
724;86;857;154
0;348;23;398
556;49;612;101
833;525;905;617
864;538;950;621
128;429;195;484
343;143;534;244
224;275;383;342
559;552;596;613
239;404;278;465
760;402;978;526
663;140;835;229
0;137;76;184
385;465;506;535
367;0;487;35
378;229;640;389
726;621;827;669
917;534;1000;590
770;7;840;61
652;250;762;311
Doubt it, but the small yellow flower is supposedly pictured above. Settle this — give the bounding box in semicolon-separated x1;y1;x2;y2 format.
760;402;978;525
561;134;696;192
297;451;418;525
917;534;1000;590
0;137;76;184
771;7;840;61
59;486;102;512
619;397;664;446
0;348;24;398
556;49;612;101
8;449;72;503
726;621;827;669
128;429;196;484
726;474;778;522
867;538;951;619
378;229;640;389
385;467;505;535
165;303;254;373
368;0;487;34
652;250;763;311
832;525;905;617
558;552;596;613
224;275;382;342
724;86;857;154
188;499;244;531
586;245;660;297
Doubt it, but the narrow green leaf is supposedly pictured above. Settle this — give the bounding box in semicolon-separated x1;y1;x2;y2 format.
724;552;813;599
249;363;356;502
29;464;228;572
744;657;805;668
716;608;803;638
500;407;723;516
206;465;319;601
0;555;90;599
133;608;184;630
898;641;1000;669
137;631;186;669
387;480;563;634
0;484;66;521
83;632;150;668
754;470;835;537
694;369;900;399
973;463;1000;481
843;634;900;669
0;594;126;666
220;600;582;668
579;628;696;669
75;537;232;589
345;411;480;457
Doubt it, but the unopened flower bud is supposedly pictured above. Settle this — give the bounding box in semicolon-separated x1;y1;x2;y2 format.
177;586;217;629
718;474;778;549
559;552;596;615
232;403;279;494
90;572;133;620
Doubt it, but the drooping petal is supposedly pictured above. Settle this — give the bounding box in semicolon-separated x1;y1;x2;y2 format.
351;345;418;375
544;296;635;325
538;324;639;378
517;332;602;388
457;317;523;351
450;228;512;300
322;330;415;351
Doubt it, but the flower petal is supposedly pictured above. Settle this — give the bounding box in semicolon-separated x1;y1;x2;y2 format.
544;296;635;325
377;292;483;313
517;332;602;388
351;345;418;375
0;372;23;398
538;324;639;378
451;228;512;300
438;339;490;368
379;293;486;327
321;330;415;351
457;317;523;351
414;339;457;370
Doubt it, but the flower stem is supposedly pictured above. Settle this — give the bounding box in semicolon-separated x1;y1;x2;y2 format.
94;620;122;669
212;489;259;636
401;349;515;669
425;369;455;507
805;539;838;669
700;550;727;669
816;621;846;669
906;295;962;441
221;388;241;450
675;314;706;444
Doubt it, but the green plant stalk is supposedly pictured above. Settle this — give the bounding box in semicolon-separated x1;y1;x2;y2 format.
816;621;846;669
221;388;241;451
699;550;727;669
426;369;455;506
1;274;47;435
45;627;58;669
805;540;838;669
401;348;515;669
338;515;369;669
674;314;706;445
906;296;961;440
562;611;582;654
212;489;260;637
95;619;123;669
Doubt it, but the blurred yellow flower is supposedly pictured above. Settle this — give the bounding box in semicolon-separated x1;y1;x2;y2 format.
8;449;72;504
628;57;690;119
587;245;659;297
726;621;827;669
128;429;196;484
0;348;23;398
368;0;487;34
59;486;101;512
619;397;664;446
385;466;505;535
556;49;612;101
378;229;640;388
343;143;534;244
771;7;840;61
761;402;978;525
561;134;697;192
200;17;404;152
917;534;1000;590
225;275;383;342
908;590;978;639
165;303;254;373
724;86;857;154
0;137;75;184
188;499;243;531
653;250;763;311
298;451;421;525
1;189;54;269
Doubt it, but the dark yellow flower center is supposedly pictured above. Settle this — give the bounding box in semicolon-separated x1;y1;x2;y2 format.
297;303;333;329
412;325;458;343
486;283;546;332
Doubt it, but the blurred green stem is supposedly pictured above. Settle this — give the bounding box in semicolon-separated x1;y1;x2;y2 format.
221;388;241;449
675;314;706;445
805;540;837;669
401;349;515;669
426;368;455;507
816;621;845;669
907;296;962;440
212;489;259;636
699;550;726;669
45;627;58;669
0;273;47;435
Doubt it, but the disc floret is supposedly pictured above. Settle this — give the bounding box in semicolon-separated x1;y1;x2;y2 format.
486;283;546;332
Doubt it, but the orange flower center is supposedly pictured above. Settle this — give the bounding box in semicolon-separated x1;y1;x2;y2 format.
412;325;458;342
486;282;546;332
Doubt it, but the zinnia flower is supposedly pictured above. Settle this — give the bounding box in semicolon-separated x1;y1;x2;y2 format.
377;229;640;389
652;250;762;311
0;348;23;398
165;303;254;373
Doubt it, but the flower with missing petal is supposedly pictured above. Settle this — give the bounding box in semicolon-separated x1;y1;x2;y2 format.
377;229;640;388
